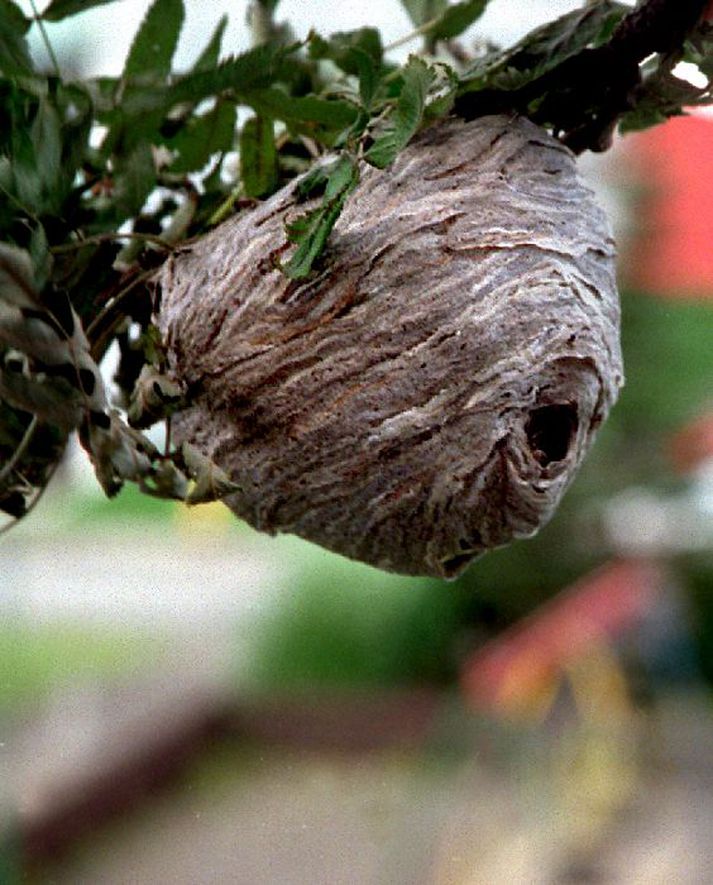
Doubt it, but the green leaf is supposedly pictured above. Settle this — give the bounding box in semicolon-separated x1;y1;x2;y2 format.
168;100;236;174
0;82;64;214
29;224;51;292
123;0;184;80
113;141;156;217
619;67;708;134
127;364;184;427
117;44;285;132
0;0;33;76
399;0;447;28
308;28;383;76
240;115;278;198
31;99;63;213
105;29;268;165
284;152;359;279
459;1;628;96
683;20;713;80
245;88;359;130
41;0;121;22
55;82;94;186
191;13;227;72
295;163;330;201
365;56;436;169
427;0;489;42
309;28;383;108
355;52;379;108
422;61;458;119
181;441;239;505
176;43;285;98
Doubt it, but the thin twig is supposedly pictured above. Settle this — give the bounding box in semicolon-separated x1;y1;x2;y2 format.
86;267;156;356
29;0;61;78
385;15;442;51
0;459;59;537
0;415;39;489
208;184;246;227
51;231;173;254
164;415;172;457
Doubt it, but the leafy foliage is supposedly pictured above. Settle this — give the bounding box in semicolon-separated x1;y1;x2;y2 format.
365;55;438;167
459;2;628;96
401;0;489;46
0;0;712;528
39;0;121;22
620;20;713;132
454;0;713;150
239;115;278;197
123;0;184;79
285;152;360;279
0;0;33;76
424;0;490;43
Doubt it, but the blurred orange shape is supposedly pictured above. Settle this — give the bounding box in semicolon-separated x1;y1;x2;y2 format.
623;115;713;300
460;559;660;716
670;411;713;473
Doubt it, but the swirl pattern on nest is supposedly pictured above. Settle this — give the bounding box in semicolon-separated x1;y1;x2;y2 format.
158;114;622;577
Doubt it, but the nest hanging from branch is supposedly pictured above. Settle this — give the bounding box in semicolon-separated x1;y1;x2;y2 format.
157;114;622;578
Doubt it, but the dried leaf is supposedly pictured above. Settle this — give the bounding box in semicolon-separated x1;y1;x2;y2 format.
0;366;84;430
0;243;38;310
128;364;184;428
182;441;239;504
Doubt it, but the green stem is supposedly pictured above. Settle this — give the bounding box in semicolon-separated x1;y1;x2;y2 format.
208;183;246;227
385;15;442;51
29;0;61;77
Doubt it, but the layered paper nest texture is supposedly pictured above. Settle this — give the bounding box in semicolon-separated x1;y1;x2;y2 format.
158;114;622;577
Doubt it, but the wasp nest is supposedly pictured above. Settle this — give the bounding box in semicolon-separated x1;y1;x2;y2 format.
157;114;622;578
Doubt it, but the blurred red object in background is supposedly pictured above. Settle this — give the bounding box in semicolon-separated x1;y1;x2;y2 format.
670;411;713;473
460;559;661;717
623;114;713;300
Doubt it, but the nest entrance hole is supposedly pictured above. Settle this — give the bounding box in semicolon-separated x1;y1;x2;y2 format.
526;403;578;466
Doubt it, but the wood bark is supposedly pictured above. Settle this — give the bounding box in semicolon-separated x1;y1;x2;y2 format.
157;114;622;578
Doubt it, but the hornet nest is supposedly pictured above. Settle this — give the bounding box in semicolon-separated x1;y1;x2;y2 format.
157;114;622;578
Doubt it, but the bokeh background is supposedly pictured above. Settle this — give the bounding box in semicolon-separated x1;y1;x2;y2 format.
2;1;713;882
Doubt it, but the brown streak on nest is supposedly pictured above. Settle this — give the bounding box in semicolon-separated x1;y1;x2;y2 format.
157;115;622;578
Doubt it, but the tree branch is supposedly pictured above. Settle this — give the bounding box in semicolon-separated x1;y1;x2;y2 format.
608;0;706;58
454;0;710;153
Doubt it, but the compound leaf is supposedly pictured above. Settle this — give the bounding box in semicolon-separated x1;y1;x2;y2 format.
365;55;436;168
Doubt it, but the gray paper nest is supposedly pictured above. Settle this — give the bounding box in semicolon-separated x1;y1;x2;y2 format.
158;114;622;578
